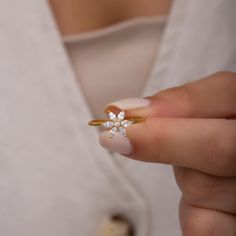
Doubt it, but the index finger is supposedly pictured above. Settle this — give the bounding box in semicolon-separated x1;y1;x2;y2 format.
99;118;236;176
106;72;236;119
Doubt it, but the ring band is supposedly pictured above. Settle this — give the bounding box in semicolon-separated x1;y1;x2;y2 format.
88;119;110;126
88;117;145;126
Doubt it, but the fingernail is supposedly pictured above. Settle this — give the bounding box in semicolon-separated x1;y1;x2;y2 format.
99;131;132;155
107;98;150;110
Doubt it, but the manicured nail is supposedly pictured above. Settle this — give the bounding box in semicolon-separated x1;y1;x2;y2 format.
107;98;150;110
99;131;132;155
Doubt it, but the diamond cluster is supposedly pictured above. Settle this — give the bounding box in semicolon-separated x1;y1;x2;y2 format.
102;111;133;139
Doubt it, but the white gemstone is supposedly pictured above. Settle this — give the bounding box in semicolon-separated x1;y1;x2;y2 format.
121;120;132;127
117;111;125;120
102;121;114;128
119;127;127;137
111;126;118;132
108;112;116;121
109;130;115;139
114;121;120;127
118;126;124;132
109;127;117;139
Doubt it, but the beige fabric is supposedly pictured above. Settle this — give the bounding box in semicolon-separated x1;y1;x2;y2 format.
0;0;236;236
63;17;166;117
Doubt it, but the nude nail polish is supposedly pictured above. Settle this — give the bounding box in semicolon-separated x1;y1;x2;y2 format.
107;98;150;110
99;131;132;155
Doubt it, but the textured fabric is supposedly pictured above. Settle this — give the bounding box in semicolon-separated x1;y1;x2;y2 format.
63;17;166;118
0;0;235;236
144;0;236;95
0;1;149;236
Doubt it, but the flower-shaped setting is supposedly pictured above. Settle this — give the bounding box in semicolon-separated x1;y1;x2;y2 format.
102;110;133;139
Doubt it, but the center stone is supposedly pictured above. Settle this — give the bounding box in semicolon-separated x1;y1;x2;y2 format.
115;121;120;127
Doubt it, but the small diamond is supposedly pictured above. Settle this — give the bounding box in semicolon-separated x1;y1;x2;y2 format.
109;112;116;121
109;127;117;139
117;111;125;120
109;131;115;139
111;127;118;132
121;120;133;127
114;121;120;127
102;121;114;128
118;126;127;137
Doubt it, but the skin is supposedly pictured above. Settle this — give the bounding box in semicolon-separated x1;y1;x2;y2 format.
48;0;172;35
125;72;236;235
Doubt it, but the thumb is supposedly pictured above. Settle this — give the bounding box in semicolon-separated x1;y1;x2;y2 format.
105;72;236;119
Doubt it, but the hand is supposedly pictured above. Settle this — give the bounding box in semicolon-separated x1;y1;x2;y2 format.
100;72;236;235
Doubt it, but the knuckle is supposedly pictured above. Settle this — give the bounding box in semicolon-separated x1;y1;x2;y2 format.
214;71;236;79
132;119;163;163
177;169;214;205
212;71;236;87
208;128;236;176
158;86;194;116
147;120;167;163
183;208;218;236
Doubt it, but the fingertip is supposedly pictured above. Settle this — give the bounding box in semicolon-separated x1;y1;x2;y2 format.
99;131;133;155
106;97;151;111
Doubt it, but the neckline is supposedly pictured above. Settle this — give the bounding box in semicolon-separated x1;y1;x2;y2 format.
63;16;168;43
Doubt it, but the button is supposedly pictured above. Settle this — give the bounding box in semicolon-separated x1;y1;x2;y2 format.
98;215;134;236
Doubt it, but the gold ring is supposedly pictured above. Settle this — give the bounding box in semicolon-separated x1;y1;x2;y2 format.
88;110;145;139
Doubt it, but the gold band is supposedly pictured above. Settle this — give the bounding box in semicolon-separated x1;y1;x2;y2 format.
88;119;110;126
125;116;145;123
88;116;145;126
